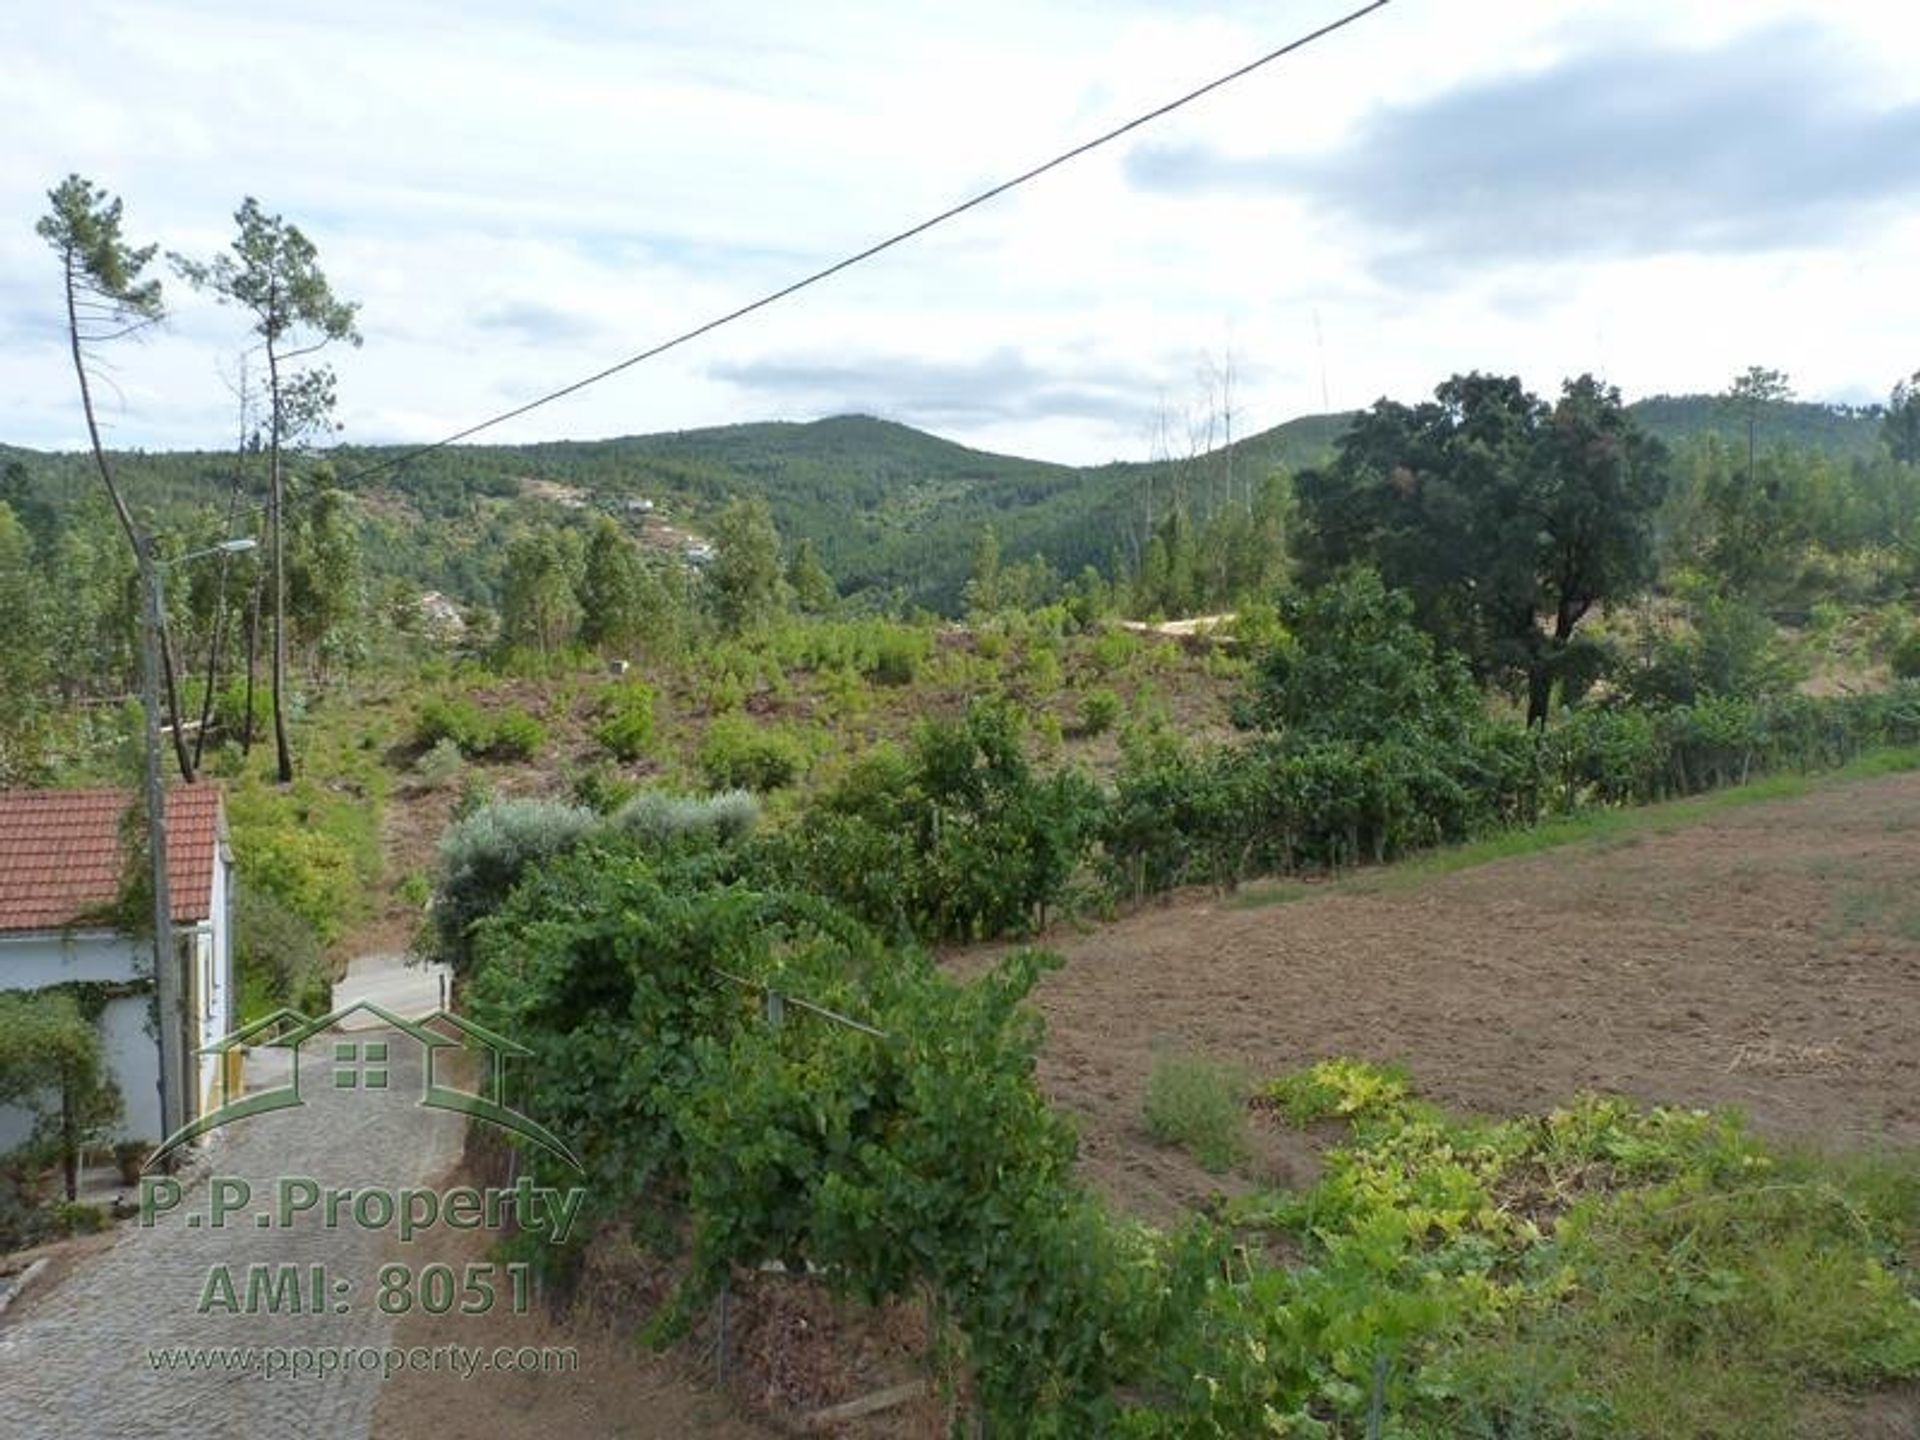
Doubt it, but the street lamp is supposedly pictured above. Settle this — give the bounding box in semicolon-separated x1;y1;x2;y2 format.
139;533;257;1159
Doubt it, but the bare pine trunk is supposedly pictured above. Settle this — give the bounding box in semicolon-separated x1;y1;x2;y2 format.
267;339;294;784
61;253;195;781
241;573;262;754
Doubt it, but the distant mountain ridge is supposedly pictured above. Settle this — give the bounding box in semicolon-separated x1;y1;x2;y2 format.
0;394;1888;612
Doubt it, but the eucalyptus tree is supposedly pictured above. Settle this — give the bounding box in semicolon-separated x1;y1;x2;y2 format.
1885;370;1920;466
174;199;360;781
37;175;197;778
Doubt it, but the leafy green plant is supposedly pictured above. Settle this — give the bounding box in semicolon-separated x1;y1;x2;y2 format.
569;765;640;815
1088;626;1139;675
864;628;926;685
1891;625;1920;681
487;707;546;760
1144;1050;1248;1173
412;736;463;790
0;991;121;1201
411;694;491;756
50;1199;108;1234
697;714;807;791
593;679;656;761
429;798;597;976
235;887;330;1020
1075;686;1122;737
609;788;759;848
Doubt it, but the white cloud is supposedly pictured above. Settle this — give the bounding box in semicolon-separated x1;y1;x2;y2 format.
3;0;1918;464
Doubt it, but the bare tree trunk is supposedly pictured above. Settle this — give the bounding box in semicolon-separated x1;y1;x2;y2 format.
241;571;262;754
194;409;251;768
60;255;195;781
267;337;294;784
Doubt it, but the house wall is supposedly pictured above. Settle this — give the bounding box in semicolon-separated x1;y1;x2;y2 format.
0;931;161;1148
193;841;234;1116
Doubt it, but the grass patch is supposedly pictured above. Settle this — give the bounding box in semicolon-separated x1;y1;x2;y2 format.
1144;1049;1249;1173
1233;745;1920;910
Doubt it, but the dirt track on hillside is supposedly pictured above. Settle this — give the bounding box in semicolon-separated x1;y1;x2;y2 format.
1012;770;1920;1222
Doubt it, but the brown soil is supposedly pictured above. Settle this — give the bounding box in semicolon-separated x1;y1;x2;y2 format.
1003;768;1920;1223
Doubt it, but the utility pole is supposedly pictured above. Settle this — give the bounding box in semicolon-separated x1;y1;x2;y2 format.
138;531;185;1159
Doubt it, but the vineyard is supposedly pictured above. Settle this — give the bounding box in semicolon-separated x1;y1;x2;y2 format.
415;749;1920;1437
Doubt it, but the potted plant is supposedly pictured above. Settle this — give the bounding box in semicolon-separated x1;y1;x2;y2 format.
113;1140;151;1186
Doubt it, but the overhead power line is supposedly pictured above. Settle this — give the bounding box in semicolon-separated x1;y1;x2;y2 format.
345;0;1392;482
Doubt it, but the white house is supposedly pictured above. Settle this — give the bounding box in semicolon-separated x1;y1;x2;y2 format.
0;787;234;1150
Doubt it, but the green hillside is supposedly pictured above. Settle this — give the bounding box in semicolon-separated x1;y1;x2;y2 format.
1627;394;1884;458
0;394;1889;614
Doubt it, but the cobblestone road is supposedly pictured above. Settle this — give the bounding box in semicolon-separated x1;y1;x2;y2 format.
0;1001;463;1438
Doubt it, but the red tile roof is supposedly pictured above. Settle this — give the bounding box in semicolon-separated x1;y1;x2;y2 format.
0;787;225;933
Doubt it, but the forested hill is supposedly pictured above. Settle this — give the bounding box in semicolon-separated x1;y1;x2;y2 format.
1627;395;1885;458
0;394;1889;613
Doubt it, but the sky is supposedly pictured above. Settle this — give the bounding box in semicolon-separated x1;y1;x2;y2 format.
4;0;1918;466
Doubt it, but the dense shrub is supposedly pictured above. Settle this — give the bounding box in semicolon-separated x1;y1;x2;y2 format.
463;850;1196;1434
593;680;656;761
1892;625;1920;681
1075;687;1123;737
486;708;546;761
1236;567;1482;745
413;695;547;762
864;629;925;685
234;887;331;1020
429;798;598;975
569;765;639;815
609;788;760;849
0;991;121;1201
697;715;807;792
412;695;491;756
212;677;271;743
225;782;363;946
412;737;464;790
772;702;1103;940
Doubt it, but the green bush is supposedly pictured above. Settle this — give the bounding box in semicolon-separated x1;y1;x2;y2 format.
413;737;464;790
429;798;598;976
1144;1050;1248;1173
610;788;760;848
412;695;491;756
50;1200;108;1234
0;991;121;1202
212;678;271;742
1891;626;1920;681
569;766;640;815
225;783;362;946
487;708;546;761
1088;626;1140;675
1075;687;1122;737
774;701;1104;940
235;888;331;1020
593;680;656;762
864;629;926;686
697;715;807;792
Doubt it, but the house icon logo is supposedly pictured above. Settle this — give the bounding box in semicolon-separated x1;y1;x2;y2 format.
147;999;583;1172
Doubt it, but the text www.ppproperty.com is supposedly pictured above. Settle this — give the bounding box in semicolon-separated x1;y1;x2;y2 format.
144;1342;578;1381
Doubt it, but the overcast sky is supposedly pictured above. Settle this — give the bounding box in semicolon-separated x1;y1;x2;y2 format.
5;0;1917;465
